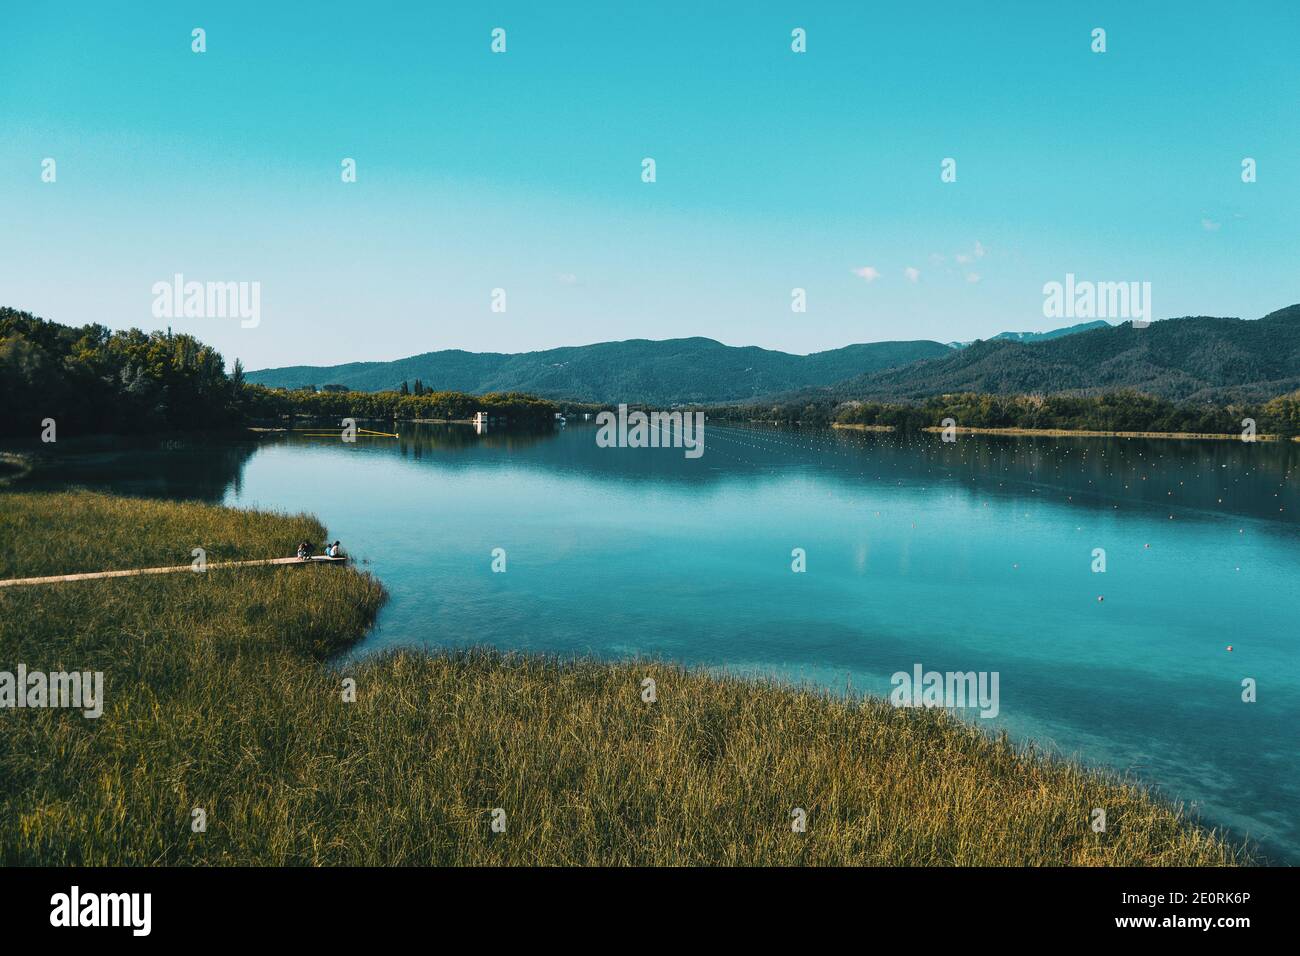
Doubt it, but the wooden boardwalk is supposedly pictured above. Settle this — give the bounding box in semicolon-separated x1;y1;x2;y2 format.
0;556;346;589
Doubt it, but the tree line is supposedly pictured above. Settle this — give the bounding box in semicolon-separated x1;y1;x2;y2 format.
0;309;558;437
711;390;1300;438
241;384;559;426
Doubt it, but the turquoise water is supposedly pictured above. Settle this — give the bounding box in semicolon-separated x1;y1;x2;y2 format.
14;423;1300;861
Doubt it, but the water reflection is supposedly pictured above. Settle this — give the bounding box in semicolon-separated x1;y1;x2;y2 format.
10;423;1298;531
5;433;261;502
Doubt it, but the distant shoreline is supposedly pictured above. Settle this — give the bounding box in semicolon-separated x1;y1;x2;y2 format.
832;423;1298;441
247;418;474;431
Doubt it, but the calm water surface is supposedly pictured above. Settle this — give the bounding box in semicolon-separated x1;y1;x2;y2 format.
14;423;1300;862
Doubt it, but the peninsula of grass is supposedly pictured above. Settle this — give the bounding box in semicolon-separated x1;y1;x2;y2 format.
0;453;32;487
0;490;1248;865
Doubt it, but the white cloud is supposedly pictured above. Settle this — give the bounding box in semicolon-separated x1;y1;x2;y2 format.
852;266;881;282
556;273;579;284
1201;218;1221;232
956;241;986;264
965;272;981;283
903;266;921;283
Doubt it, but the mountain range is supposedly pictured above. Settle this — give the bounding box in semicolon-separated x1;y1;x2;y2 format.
247;338;951;405
247;306;1300;406
836;306;1300;404
945;320;1110;349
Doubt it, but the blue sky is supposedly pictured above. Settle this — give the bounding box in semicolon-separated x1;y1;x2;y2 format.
1;1;1297;371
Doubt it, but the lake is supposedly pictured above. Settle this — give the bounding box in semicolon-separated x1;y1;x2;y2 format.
11;422;1300;862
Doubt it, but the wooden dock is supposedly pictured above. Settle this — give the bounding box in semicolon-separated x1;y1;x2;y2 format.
0;555;346;589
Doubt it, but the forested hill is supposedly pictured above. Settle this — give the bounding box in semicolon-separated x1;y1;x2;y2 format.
246;337;951;405
831;306;1300;403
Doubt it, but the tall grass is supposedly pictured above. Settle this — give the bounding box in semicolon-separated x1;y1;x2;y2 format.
0;491;1247;865
0;489;326;578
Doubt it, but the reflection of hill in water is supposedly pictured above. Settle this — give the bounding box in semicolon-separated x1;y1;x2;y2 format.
388;422;1300;527
394;424;556;456
4;434;262;503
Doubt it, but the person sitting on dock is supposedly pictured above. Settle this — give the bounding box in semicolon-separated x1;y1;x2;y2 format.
296;541;311;560
327;540;342;558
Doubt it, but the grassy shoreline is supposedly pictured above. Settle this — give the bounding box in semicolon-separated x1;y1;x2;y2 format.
0;452;33;486
0;490;1249;865
832;422;1297;441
